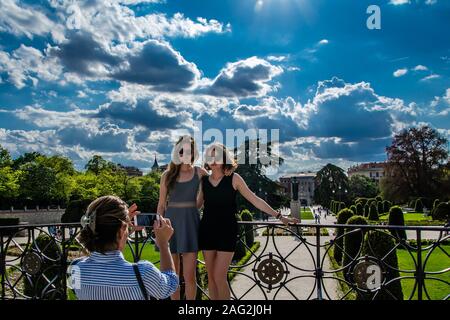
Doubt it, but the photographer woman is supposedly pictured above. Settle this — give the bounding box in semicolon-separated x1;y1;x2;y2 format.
69;195;178;300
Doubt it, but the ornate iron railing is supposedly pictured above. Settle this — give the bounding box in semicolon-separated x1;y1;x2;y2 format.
0;221;448;300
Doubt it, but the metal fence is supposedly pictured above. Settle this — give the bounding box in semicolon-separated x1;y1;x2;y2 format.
1;221;448;300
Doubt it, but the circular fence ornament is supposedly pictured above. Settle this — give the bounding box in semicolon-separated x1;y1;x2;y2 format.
352;258;384;291
22;251;42;275
256;257;285;285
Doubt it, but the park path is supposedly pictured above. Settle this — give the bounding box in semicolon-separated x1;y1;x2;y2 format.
230;206;340;300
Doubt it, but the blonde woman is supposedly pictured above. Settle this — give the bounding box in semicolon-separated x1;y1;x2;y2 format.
156;135;209;300
197;143;299;300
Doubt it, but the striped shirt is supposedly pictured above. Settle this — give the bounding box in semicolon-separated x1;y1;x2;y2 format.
68;250;178;300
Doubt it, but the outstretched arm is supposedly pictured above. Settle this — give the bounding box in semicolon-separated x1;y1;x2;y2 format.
233;173;299;225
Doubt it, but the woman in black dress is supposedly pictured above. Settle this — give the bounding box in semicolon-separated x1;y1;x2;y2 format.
197;143;299;300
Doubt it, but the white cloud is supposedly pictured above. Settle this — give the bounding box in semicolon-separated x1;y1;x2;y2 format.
287;66;301;72
318;39;329;45
267;55;287;62
421;74;441;81
413;65;428;71
50;1;230;44
0;45;62;89
393;68;408;77
389;0;411;5
0;0;65;43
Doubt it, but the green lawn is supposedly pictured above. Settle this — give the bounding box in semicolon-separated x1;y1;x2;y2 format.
397;244;449;300
380;212;433;222
122;242;205;267
378;212;445;226
300;208;314;220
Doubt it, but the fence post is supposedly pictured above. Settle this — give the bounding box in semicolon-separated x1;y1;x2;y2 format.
416;230;423;300
315;225;323;300
61;225;68;300
1;230;4;300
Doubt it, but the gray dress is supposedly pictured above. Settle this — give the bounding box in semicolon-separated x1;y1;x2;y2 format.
164;166;201;253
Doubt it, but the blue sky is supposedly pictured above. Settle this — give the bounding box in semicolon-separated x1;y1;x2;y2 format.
0;0;449;177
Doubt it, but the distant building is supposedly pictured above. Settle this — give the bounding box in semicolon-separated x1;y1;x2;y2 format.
117;164;143;177
151;154;168;172
279;172;316;206
347;162;386;182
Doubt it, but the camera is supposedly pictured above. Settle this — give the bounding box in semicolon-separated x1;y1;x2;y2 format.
134;213;159;227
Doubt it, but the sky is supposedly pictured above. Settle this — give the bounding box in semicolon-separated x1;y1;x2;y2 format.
0;0;449;178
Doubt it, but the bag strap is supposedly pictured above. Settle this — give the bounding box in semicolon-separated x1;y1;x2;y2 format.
132;263;149;300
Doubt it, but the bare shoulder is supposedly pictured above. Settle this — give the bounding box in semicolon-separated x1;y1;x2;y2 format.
196;166;209;178
232;172;244;188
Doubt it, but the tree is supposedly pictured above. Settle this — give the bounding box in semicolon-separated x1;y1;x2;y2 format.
348;174;378;201
0;145;12;168
85;155;117;175
382;125;448;203
314;163;349;207
12;152;42;170
19;162;57;205
233;138;287;212
0;166;21;207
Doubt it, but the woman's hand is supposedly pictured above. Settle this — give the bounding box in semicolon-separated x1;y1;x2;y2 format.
128;203;144;232
154;217;174;247
279;215;300;226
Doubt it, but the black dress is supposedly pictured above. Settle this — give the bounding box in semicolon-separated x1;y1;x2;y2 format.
198;173;238;252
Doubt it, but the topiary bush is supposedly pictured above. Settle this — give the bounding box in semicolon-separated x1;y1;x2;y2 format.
358;231;403;300
432;202;450;222
364;203;370;217
388;206;406;241
350;205;357;215
414;198;424;213
377;201;384;215
356;202;364;216
0;217;20;236
342;215;368;280
333;208;354;264
240;209;254;248
368;202;379;221
233;214;246;261
375;196;382;202
355;198;368;207
23;233;64;299
61;199;93;223
431;199;440;217
382;200;392;214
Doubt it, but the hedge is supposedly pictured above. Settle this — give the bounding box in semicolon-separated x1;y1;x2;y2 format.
388;206;407;241
333;208;354;264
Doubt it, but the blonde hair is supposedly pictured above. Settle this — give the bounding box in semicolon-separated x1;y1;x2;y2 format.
203;143;238;172
165;135;199;191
